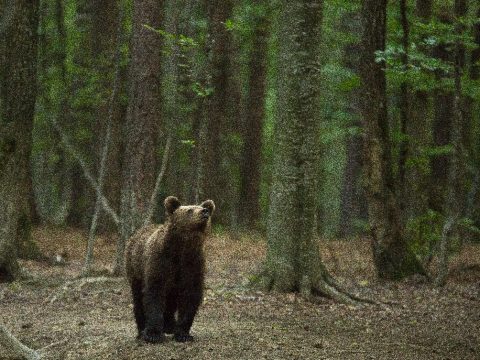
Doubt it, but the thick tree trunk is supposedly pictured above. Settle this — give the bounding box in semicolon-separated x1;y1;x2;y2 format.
434;0;467;286
238;8;269;230
65;0;97;228
360;0;423;280
260;0;360;304
429;8;457;214
196;0;233;224
469;7;480;235
397;0;410;214
338;10;366;237
116;0;164;274
0;0;39;281
32;0;71;226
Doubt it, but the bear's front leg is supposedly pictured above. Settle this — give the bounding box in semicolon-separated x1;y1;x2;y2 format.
142;281;166;343
174;283;203;342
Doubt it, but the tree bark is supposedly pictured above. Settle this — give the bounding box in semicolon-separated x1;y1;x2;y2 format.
397;0;410;215
429;8;457;214
434;0;467;287
116;0;164;274
338;9;366;237
469;6;480;235
196;0;233;224
260;0;361;303
238;6;269;230
359;0;423;280
91;0;124;233
403;0;433;221
64;0;97;228
0;0;39;281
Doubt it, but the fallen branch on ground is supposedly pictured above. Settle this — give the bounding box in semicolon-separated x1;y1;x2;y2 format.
47;276;123;304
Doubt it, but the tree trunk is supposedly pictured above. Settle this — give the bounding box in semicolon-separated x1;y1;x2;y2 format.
260;0;360;303
359;0;423;280
338;9;366;237
116;0;164;274
429;8;456;214
397;0;410;215
402;0;433;220
238;6;269;230
434;0;467;286
0;324;40;360
64;0;97;228
91;0;124;234
196;0;233;224
0;0;39;281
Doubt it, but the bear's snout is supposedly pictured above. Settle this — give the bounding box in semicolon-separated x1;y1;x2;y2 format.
201;207;210;219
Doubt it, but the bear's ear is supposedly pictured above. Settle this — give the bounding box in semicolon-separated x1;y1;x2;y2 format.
200;199;215;215
165;196;181;215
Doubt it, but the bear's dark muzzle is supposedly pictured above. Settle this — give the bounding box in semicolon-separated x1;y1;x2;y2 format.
201;208;210;220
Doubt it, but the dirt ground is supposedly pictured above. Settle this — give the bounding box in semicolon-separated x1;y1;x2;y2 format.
1;226;479;360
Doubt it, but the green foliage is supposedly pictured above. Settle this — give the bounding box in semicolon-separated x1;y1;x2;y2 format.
143;24;199;48
27;0;480;246
406;209;443;259
382;6;480;94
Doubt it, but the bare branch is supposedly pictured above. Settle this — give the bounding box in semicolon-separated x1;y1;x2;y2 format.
0;324;40;360
50;118;121;227
144;135;173;226
48;276;123;303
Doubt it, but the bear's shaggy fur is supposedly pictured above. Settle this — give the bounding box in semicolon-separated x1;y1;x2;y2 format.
125;196;215;343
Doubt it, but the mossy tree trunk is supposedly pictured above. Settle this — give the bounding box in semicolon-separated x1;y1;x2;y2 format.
196;0;233;224
397;0;411;215
338;9;366;238
260;0;358;303
359;0;424;280
0;0;40;280
469;6;480;235
238;5;269;230
116;0;164;275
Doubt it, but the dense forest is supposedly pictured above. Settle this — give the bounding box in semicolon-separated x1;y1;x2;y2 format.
0;0;479;358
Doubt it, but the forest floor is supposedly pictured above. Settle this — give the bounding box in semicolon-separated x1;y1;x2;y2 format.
1;226;479;360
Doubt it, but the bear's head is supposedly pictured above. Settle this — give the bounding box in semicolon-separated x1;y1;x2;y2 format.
164;196;215;232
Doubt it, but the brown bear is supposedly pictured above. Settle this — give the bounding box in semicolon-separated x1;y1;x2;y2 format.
125;196;215;343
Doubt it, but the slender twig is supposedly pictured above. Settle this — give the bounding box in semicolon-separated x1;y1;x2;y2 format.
144;135;173;226
51;118;120;226
434;216;455;287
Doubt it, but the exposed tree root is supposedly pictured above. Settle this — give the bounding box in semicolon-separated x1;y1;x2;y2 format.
321;272;377;304
0;324;40;360
255;270;376;306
